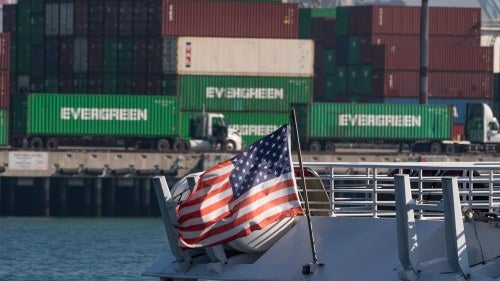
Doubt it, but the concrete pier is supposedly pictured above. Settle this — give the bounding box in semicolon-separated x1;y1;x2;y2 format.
0;149;499;217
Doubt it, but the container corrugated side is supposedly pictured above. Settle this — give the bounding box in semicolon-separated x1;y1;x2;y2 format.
28;94;180;136
178;75;312;112
162;0;299;38
0;109;8;145
179;111;289;146
378;97;494;125
0;33;11;71
176;37;314;77
294;103;452;141
349;5;420;35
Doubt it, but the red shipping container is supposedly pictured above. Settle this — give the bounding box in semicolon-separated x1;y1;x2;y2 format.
452;124;465;141
0;71;10;109
372;70;420;98
349;6;421;35
359;34;480;47
369;45;420;70
429;46;493;72
162;0;299;38
349;6;481;37
0;33;11;71
429;7;481;36
428;71;493;99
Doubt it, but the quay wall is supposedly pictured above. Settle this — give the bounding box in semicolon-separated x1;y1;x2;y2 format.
0;150;498;217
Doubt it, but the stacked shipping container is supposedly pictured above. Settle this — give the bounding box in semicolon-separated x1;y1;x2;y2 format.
161;0;315;145
0;1;496;148
0;33;10;145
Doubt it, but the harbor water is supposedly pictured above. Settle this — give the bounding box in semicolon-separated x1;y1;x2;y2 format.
0;217;169;281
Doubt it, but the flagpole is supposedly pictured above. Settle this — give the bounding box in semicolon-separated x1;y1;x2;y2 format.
290;108;321;270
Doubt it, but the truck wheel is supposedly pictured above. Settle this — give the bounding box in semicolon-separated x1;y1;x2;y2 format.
444;144;455;154
430;142;442;154
46;138;58;150
222;140;236;152
172;140;186;151
324;141;336;153
30;137;44;150
308;141;322;153
157;139;170;151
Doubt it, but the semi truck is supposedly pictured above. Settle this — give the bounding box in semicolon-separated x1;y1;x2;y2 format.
292;102;500;154
10;93;243;152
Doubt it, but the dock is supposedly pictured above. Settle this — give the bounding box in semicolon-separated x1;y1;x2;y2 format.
0;149;499;217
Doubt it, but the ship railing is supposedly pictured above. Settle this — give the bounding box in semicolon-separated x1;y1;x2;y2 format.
293;161;500;219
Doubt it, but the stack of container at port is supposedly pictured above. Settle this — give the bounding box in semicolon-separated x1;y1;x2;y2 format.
343;5;492;138
162;0;314;145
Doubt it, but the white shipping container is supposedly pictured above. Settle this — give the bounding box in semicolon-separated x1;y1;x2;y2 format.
45;4;59;35
60;3;74;35
176;37;314;77
74;37;88;73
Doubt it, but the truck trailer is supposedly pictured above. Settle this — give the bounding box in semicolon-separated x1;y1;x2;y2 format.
292;102;500;154
10;93;243;152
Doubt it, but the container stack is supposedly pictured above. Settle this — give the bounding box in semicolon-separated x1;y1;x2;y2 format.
162;0;315;145
300;5;493;139
3;0;165;95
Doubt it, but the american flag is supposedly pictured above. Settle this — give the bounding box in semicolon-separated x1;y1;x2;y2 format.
175;124;304;248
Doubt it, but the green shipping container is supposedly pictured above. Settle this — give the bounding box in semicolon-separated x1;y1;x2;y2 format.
178;75;312;112
335;7;349;35
293;103;452;141
28;94;180;136
179;111;289;146
0;109;8;146
334;66;347;95
103;37;119;74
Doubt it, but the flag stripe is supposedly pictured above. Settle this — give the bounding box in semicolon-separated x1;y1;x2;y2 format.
175;124;304;249
177;175;296;231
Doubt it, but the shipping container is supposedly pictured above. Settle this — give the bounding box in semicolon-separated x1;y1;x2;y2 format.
369;44;420;71
176;37;314;77
60;2;74;35
45;37;59;74
104;0;120;35
59;36;74;74
27;94;179;137
0;109;8;146
74;36;88;74
0;33;11;71
359;34;480;47
162;0;299;38
0;71;10;108
88;36;103;73
372;70;419;98
133;0;148;35
348;5;421;35
74;0;89;35
378;97;494;125
2;4;17;34
119;0;134;36
335;6;349;35
178;75;312;112
429;7;481;36
293;103;452;143
428;46;493;72
148;0;163;36
89;0;105;36
428;71;493;99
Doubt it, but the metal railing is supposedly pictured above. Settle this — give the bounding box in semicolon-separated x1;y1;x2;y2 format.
294;161;500;219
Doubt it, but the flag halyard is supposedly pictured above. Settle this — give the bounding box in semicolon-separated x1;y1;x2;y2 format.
176;124;304;248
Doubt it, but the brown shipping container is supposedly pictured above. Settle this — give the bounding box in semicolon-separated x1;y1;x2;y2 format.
428;71;493;99
74;0;89;35
349;6;421;35
349;6;481;37
0;33;11;71
162;0;299;38
369;45;420;70
372;70;419;98
88;37;103;73
0;71;9;108
2;5;17;34
429;46;493;72
429;7;481;36
104;0;120;35
359;34;480;47
59;36;75;74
